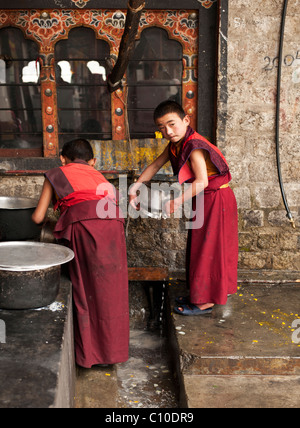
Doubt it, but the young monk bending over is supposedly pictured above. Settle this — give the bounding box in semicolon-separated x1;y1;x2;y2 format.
32;139;129;366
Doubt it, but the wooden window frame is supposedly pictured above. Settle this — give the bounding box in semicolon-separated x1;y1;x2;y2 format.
0;0;224;169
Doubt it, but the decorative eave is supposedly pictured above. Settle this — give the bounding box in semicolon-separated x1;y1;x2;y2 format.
0;0;217;11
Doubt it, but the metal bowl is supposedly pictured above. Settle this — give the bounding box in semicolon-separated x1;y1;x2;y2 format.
139;181;181;219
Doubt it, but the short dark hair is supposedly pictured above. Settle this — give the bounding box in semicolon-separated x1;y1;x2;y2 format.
153;100;186;122
61;139;94;162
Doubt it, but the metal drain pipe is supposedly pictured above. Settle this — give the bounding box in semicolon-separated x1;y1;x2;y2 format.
275;0;296;228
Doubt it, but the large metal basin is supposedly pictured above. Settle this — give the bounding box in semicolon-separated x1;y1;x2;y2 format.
0;242;74;309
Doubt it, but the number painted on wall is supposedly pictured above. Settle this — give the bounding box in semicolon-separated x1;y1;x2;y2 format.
263;50;300;71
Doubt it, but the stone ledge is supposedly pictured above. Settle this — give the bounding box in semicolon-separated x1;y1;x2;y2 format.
0;277;75;408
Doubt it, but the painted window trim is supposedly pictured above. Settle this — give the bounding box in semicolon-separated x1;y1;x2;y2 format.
0;9;199;158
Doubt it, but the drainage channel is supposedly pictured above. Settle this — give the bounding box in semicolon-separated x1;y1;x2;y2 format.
75;282;179;409
116;328;178;408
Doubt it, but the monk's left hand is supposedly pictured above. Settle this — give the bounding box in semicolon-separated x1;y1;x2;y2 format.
164;198;182;217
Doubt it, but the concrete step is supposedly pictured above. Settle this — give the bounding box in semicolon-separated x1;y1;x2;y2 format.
168;281;300;407
183;374;300;408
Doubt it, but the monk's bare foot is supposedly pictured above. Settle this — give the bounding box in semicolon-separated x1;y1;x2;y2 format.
196;303;214;310
176;303;214;312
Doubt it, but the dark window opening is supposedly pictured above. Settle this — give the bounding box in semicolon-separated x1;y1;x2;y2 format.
127;27;183;139
0;27;42;154
55;27;112;148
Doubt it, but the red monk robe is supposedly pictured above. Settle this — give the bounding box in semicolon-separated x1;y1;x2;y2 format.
45;160;129;368
169;127;238;305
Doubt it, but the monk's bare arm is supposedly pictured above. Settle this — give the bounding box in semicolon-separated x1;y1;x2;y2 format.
166;149;208;215
129;146;169;205
32;178;53;224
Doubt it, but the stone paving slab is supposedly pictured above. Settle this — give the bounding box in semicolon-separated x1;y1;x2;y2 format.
169;282;300;374
75;364;119;408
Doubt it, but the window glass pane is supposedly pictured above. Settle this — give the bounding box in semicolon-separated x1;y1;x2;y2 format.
127;28;183;138
0;28;39;59
0;28;42;151
1;60;40;85
57;60;107;85
57;85;109;111
127;61;182;85
128;111;158;137
55;27;109;60
55;27;111;145
131;27;182;60
128;85;181;110
56;107;111;139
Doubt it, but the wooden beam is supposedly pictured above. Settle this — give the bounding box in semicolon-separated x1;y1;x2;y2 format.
128;267;169;282
107;0;146;93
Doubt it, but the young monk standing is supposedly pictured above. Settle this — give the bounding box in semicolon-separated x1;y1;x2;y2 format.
130;101;238;316
32;139;129;367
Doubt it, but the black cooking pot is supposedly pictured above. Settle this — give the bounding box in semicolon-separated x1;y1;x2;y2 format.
0;266;61;310
0;242;74;309
0;197;40;241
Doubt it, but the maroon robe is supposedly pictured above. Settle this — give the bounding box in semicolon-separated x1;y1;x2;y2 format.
169;127;238;305
45;160;129;367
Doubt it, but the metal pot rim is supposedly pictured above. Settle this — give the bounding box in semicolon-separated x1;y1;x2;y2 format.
0;242;74;271
0;196;39;210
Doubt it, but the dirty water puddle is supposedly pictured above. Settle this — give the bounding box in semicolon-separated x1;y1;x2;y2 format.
116;329;178;408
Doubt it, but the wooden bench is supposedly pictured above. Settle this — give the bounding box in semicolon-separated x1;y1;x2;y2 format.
128;267;169;282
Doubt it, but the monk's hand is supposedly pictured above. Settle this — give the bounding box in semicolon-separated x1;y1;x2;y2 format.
129;194;139;210
129;182;142;210
164;198;182;217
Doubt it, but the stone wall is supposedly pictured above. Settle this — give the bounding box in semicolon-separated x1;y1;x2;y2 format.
126;216;187;277
0;176;44;199
217;0;300;272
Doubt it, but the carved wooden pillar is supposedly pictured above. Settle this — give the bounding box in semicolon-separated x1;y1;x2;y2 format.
111;88;127;140
39;51;59;158
182;54;198;131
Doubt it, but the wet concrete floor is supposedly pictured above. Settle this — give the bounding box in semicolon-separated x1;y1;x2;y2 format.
75;329;178;408
75;279;300;408
75;282;179;408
